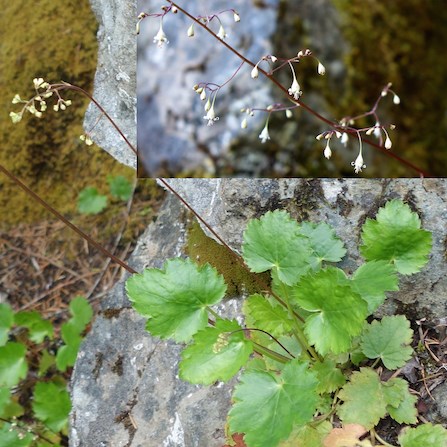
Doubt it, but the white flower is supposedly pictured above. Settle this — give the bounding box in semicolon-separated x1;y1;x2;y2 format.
351;153;365;174
259;124;270;143
324;139;332;159
187;24;194;37
12;94;21;104
285;109;293;119
233;12;241;22
373;121;382;139
317;62;326;75
241;117;248;129
251;65;259;79
33;77;45;89
217;25;227;40
270;55;278;63
200;90;207;101
153;22;169;47
341;132;349;146
288;77;302;100
9;111;22;123
393;94;401;105
385;136;392;149
203;104;219;126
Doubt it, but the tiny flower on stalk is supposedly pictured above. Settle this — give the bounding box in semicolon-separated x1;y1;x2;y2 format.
383;129;392;149
153;21;169;47
288;62;302;100
251;64;259;79
324;139;332;159
233;11;241;22
217;25;227;40
259;119;271;143
203;95;219;126
393;94;401;105
80;134;94;146
187;24;195;37
341;132;349;146
317;61;326;75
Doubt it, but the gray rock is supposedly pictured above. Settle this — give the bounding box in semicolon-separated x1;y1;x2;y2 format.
84;0;137;169
71;179;447;447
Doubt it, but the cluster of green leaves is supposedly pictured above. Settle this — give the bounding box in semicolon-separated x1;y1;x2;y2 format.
77;175;133;215
126;200;447;447
0;296;93;447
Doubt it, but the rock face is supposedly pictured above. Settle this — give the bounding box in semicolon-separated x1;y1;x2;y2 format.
70;178;447;446
84;0;137;169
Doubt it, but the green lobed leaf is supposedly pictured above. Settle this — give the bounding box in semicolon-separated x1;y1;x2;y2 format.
360;200;432;274
107;175;133;201
68;296;93;333
383;378;417;424
228;359;319;447
32;382;71;432
398;423;447;447
279;421;332;447
292;267;368;355
360;315;413;369
351;260;399;314
179;319;253;385
126;258;227;342
0;386;11;415
0;303;14;346
38;349;55;377
242;294;293;338
299;221;347;267
56;341;81;372
313;359;346;393
242;210;313;285
0;422;33;447
77;186;108;215
337;367;388;429
0;342;28;387
14;311;54;343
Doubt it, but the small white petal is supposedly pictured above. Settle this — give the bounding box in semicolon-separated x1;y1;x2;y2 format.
259;125;270;143
251;65;259;79
317;62;326;75
341;132;349;146
385;137;392;149
393;94;401;105
324;140;332;159
187;24;194;37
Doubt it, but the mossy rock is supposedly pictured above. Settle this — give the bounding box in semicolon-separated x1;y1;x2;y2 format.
0;0;135;227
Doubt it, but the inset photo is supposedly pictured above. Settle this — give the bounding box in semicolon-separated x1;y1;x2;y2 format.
137;0;447;178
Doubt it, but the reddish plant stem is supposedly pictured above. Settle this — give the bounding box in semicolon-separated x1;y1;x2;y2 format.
0;163;136;275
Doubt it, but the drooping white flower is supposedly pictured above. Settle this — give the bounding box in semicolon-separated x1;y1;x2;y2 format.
324;139;332;159
241;117;248;129
233;11;241;22
341;132;349;146
285;109;293;119
317;62;326;75
203;104;219;126
288;77;302;100
187;24;194;37
153;22;169;47
217;25;227;40
259;123;270;143
373;121;382;139
351;153;365;174
393;94;401;105
251;65;259;79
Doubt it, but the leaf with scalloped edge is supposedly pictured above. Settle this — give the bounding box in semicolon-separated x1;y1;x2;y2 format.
15;311;54;344
351;261;399;314
279;421;332;447
126;258;226;342
337;368;387;429
313;359;346;393
0;422;33;447
228;359;319;447
383;377;417;424
360;200;432;274
243;294;293;338
242;210;313;285
299;221;347;267
292;267;368;355
398;423;447;447
179;319;253;385
360;315;413;370
0;342;28;387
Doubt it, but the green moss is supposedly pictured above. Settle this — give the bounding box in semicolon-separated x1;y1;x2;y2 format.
0;0;134;227
332;0;447;176
186;221;269;298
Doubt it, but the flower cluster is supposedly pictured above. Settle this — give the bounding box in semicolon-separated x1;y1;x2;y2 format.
193;84;220;126
316;83;399;174
9;78;72;124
